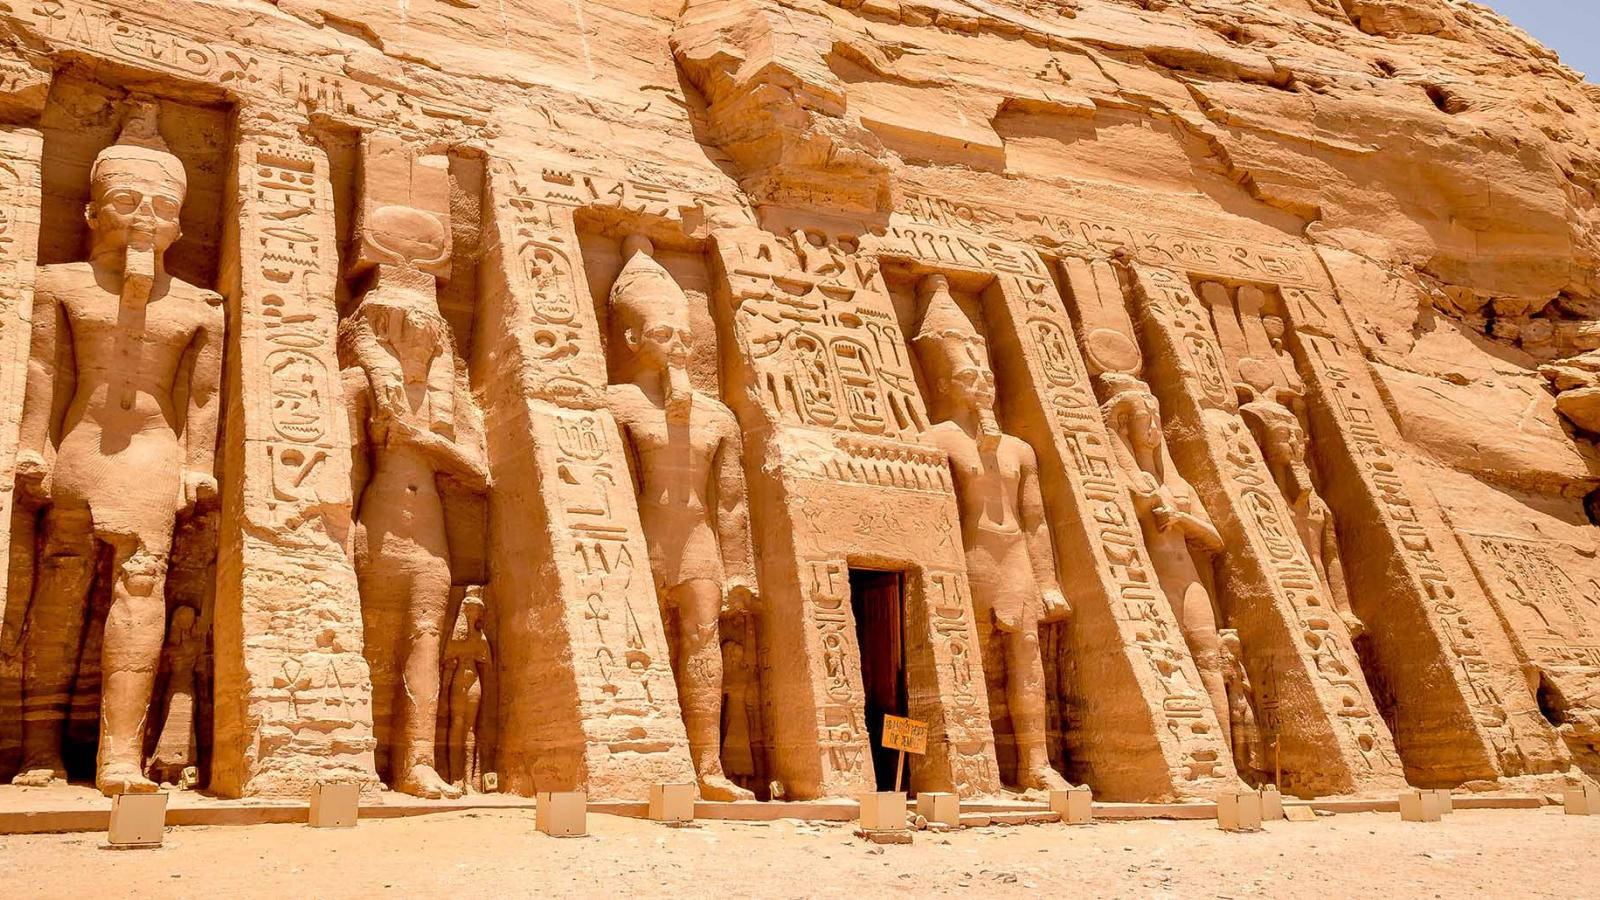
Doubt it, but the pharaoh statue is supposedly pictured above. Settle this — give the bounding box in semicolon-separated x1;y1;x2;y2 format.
1099;373;1232;751
441;586;495;791
343;149;488;799
148;605;205;786
913;274;1071;793
1219;629;1266;784
12;104;222;795
608;234;757;802
1240;399;1365;640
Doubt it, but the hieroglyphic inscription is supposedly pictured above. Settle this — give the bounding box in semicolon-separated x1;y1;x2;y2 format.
22;1;489;136
214;125;375;796
1131;265;1402;792
484;166;609;408
921;569;1000;795
249;142;346;544
555;408;661;705
894;191;1315;287
1296;332;1527;770
714;226;929;438
806;559;869;781
985;264;1231;791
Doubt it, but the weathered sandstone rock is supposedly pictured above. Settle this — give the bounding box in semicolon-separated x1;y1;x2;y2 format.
0;0;1595;802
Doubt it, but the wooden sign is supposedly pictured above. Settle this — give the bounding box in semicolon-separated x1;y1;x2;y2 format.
881;715;928;755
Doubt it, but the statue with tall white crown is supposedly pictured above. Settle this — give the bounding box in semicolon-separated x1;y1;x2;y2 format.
608;235;758;801
914;274;1072;794
12;102;222;795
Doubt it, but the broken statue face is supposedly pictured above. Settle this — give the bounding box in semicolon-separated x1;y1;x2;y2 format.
86;149;186;261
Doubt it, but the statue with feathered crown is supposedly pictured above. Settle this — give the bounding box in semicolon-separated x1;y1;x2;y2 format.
607;235;757;801
12;99;223;795
913;274;1072;794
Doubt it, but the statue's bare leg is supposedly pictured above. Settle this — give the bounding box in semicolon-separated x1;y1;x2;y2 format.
1003;624;1069;793
14;507;96;787
446;669;479;790
670;580;753;801
391;565;460;800
96;535;166;796
1176;581;1232;761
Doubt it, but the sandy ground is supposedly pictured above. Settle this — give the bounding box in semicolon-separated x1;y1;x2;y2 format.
1;806;1596;898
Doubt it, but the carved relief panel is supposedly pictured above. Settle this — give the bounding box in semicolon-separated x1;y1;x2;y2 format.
1127;263;1404;797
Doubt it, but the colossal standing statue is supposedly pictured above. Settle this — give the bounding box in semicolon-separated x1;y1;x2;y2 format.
913;275;1071;793
608;235;757;802
343;149;488;799
441;586;494;791
12;103;222;795
1099;373;1233;753
1240;399;1365;640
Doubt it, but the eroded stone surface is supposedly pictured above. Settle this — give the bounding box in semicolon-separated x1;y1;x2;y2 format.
0;0;1596;803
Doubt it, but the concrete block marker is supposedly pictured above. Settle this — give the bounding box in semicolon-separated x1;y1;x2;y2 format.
537;792;587;837
858;792;908;832
1049;787;1093;824
1400;790;1442;823
649;784;696;822
309;782;360;828
1260;785;1284;821
916;792;960;827
1431;789;1454;815
107;793;167;848
1218;791;1263;832
1563;783;1599;816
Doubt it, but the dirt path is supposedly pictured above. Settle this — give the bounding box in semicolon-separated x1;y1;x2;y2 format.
2;806;1596;898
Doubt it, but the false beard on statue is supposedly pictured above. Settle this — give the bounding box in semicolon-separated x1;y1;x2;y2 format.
666;364;693;423
123;244;154;305
977;406;1003;453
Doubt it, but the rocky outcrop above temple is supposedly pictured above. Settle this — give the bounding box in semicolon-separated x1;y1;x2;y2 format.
0;0;1597;807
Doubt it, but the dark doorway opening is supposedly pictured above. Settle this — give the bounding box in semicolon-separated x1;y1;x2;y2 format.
850;568;907;792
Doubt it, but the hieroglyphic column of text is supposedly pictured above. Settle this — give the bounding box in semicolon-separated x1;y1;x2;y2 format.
473;163;693;796
1283;280;1569;781
986;262;1235;800
1128;264;1405;797
213;120;377;797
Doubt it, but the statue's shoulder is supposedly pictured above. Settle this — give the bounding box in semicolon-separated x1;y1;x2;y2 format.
694;390;738;425
606;381;649;416
923;419;969;452
34;261;96;294
167;278;224;318
1002;433;1038;463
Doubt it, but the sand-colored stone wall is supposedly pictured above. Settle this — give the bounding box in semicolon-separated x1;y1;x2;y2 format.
0;0;1597;802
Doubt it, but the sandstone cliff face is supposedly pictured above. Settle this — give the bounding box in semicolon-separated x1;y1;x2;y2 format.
0;0;1596;802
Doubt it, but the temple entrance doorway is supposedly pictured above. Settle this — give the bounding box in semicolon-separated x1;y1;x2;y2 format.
850;568;908;792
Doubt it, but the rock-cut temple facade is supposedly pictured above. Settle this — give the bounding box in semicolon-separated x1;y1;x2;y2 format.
0;0;1597;805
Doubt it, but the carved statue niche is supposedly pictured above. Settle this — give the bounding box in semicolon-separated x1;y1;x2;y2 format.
1219;629;1266;784
1061;256;1239;774
606;234;757;802
912;274;1071;794
1099;373;1232;755
147;605;204;787
342;138;488;799
439;585;495;792
11;103;223;796
1240;398;1365;640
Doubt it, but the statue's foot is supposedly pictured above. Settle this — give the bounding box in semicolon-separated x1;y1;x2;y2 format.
698;773;755;802
12;766;67;788
1021;765;1073;795
97;764;158;796
396;764;462;800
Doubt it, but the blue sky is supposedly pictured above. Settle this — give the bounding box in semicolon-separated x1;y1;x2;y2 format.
1486;1;1599;81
